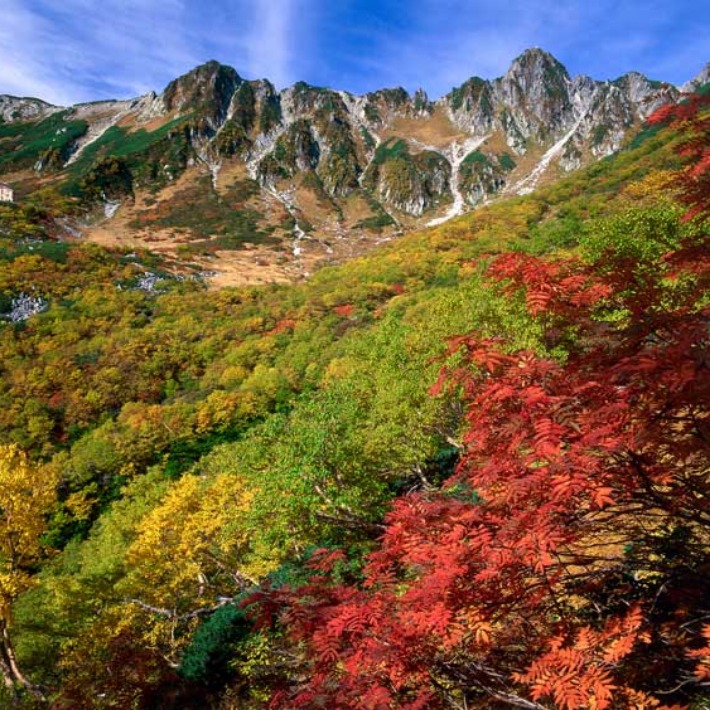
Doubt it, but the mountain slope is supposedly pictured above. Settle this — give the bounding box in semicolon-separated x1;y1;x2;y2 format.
0;84;706;707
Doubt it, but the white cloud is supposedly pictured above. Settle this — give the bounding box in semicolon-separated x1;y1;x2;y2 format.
0;0;73;103
0;0;220;103
248;0;296;87
43;0;200;96
0;0;315;103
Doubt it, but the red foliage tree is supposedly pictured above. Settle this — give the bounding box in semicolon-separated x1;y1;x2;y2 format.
252;94;710;710
648;92;710;222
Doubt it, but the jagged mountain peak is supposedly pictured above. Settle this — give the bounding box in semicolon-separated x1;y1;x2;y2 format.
166;59;239;83
0;95;61;122
491;48;574;143
612;70;661;89
288;80;331;96
681;61;710;92
503;48;570;87
279;81;348;124
507;47;567;69
609;71;678;118
284;80;342;104
162;60;242;121
443;76;491;110
366;87;410;104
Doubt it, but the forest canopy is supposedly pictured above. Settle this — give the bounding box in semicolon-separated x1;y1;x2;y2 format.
0;91;706;708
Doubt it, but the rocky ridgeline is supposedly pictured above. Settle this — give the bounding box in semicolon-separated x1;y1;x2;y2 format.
446;52;675;157
0;95;59;122
0;49;705;222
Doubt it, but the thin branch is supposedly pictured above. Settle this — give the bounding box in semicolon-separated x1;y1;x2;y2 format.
123;596;238;622
485;688;550;710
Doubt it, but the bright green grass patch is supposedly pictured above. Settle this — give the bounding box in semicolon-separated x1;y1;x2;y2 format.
0;111;88;170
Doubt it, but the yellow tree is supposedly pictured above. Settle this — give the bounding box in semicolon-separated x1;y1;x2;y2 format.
117;472;260;665
0;444;58;699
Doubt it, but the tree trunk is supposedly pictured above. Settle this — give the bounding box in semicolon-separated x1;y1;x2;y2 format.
0;621;45;702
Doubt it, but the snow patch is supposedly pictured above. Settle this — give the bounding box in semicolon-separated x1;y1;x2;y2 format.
267;187;308;259
245;127;287;182
204;158;221;190
427;135;491;227
208;160;222;190
511;90;597;196
104;200;121;219
194;142;222;190
512;120;582;195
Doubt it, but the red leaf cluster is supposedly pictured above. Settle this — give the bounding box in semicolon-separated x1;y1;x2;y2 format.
265;318;297;336
334;304;356;318
648;92;710;222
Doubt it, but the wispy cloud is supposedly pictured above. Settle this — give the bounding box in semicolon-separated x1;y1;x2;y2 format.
248;0;295;87
0;0;706;104
0;0;316;103
0;0;201;103
0;2;67;102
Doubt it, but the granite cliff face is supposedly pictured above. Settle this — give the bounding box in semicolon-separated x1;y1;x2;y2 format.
442;49;680;196
682;61;710;93
0;49;702;231
0;95;59;122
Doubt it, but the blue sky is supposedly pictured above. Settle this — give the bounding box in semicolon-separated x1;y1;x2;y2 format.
0;0;708;105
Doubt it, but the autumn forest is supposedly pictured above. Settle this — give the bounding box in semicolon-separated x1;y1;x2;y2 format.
0;84;707;709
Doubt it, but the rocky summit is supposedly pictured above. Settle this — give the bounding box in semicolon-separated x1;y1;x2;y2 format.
0;48;703;284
